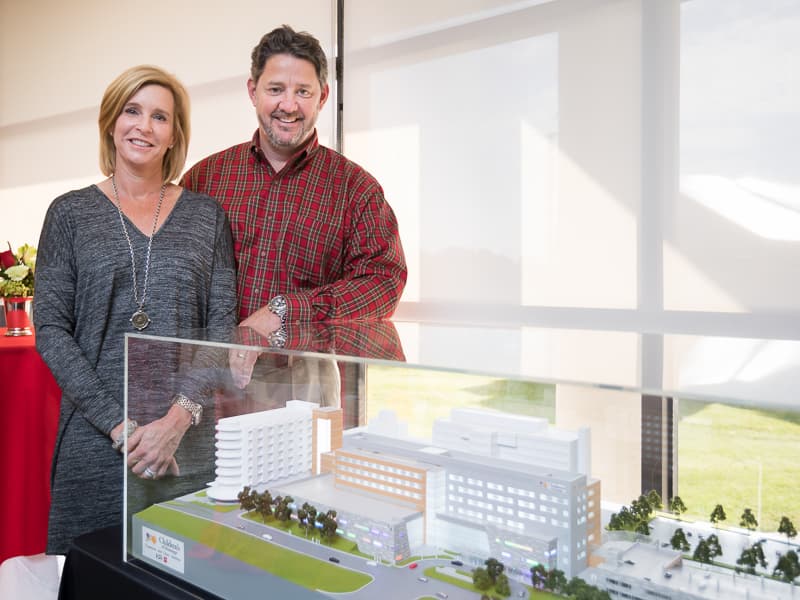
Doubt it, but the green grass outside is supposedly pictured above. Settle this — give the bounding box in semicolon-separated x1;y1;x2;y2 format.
366;366;555;437
138;505;371;593
366;367;797;533
677;400;800;532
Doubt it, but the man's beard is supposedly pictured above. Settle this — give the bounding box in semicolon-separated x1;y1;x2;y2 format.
260;111;309;149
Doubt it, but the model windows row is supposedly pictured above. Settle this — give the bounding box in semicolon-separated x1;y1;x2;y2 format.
448;474;484;486
509;487;569;505
446;496;572;528
452;489;577;516
338;455;422;479
517;511;568;528
247;424;311;437
338;474;422;499
338;464;422;489
451;507;526;530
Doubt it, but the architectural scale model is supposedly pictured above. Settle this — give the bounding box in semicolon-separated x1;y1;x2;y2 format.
205;401;601;580
134;400;798;600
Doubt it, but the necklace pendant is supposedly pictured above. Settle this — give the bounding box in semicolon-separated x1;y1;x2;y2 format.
131;310;151;331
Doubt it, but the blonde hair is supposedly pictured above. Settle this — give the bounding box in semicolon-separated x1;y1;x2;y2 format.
98;65;190;183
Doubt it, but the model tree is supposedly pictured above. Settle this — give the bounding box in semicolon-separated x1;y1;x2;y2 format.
739;508;758;531
297;502;316;536
256;490;273;522
669;496;687;518
607;497;654;535
273;495;294;523
706;534;723;561
306;503;318;531
296;506;309;533
530;564;547;589
607;506;635;531
494;572;511;597
736;541;767;575
630;495;654;522
319;509;338;541
473;567;492;591
692;537;712;564
778;516;798;545
773;550;800;583
646;489;663;511
484;557;505;584
563;577;612;599
710;504;727;526
635;520;651;536
670;528;690;552
237;486;254;510
544;568;567;594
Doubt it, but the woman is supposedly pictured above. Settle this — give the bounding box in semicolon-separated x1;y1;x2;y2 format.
34;65;237;554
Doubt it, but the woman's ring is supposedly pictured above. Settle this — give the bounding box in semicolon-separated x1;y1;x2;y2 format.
237;352;245;358
143;466;156;479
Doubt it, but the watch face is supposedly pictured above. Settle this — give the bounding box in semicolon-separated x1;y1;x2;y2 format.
269;295;288;316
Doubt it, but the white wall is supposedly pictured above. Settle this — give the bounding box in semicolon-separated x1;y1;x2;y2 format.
4;0;798;341
3;0;799;408
341;0;800;341
0;0;334;249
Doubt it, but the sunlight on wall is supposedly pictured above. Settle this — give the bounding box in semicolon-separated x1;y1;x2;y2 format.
662;242;744;313
521;122;638;308
520;121;557;303
663;335;800;409
681;175;800;242
521;327;639;388
0;176;98;248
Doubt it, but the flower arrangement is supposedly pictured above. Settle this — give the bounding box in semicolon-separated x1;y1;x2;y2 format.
0;243;36;298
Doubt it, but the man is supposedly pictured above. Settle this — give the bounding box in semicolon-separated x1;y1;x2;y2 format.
183;25;407;343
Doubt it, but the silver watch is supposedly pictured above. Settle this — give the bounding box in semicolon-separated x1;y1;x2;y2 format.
267;295;288;348
267;295;288;325
171;393;202;426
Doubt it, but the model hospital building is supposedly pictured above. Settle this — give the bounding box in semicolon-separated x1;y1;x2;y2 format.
207;401;601;579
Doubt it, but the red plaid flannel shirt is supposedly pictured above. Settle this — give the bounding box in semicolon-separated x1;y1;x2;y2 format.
183;131;407;322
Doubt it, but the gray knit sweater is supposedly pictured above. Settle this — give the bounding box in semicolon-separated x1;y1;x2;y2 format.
34;185;237;554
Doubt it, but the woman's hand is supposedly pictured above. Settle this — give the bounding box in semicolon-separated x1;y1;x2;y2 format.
126;405;191;479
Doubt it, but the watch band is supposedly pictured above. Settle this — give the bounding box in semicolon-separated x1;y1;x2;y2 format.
267;295;288;348
171;393;203;426
267;295;288;325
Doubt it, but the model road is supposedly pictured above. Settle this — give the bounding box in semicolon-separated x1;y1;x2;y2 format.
163;500;525;600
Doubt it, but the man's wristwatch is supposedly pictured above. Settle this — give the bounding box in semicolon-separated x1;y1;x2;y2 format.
267;295;288;348
267;295;288;326
171;393;203;426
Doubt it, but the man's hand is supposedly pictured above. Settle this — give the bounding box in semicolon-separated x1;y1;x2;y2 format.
229;345;260;389
228;305;283;388
239;305;282;337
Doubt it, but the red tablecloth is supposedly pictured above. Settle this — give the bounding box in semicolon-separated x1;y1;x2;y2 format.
0;329;61;564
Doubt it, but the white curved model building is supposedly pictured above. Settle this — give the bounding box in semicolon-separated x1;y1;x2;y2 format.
206;400;341;502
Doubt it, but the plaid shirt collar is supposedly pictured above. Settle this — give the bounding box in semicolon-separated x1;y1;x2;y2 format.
248;129;320;173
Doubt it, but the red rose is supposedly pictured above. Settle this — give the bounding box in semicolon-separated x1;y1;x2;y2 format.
0;249;16;269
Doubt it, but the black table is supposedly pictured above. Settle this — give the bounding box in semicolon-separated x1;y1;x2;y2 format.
58;526;222;600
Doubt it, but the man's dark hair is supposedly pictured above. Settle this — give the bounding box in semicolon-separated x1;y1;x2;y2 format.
250;25;328;89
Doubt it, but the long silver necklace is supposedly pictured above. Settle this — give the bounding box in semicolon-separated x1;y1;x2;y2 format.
111;175;165;331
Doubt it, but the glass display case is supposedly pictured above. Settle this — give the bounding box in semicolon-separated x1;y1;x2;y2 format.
123;320;800;600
